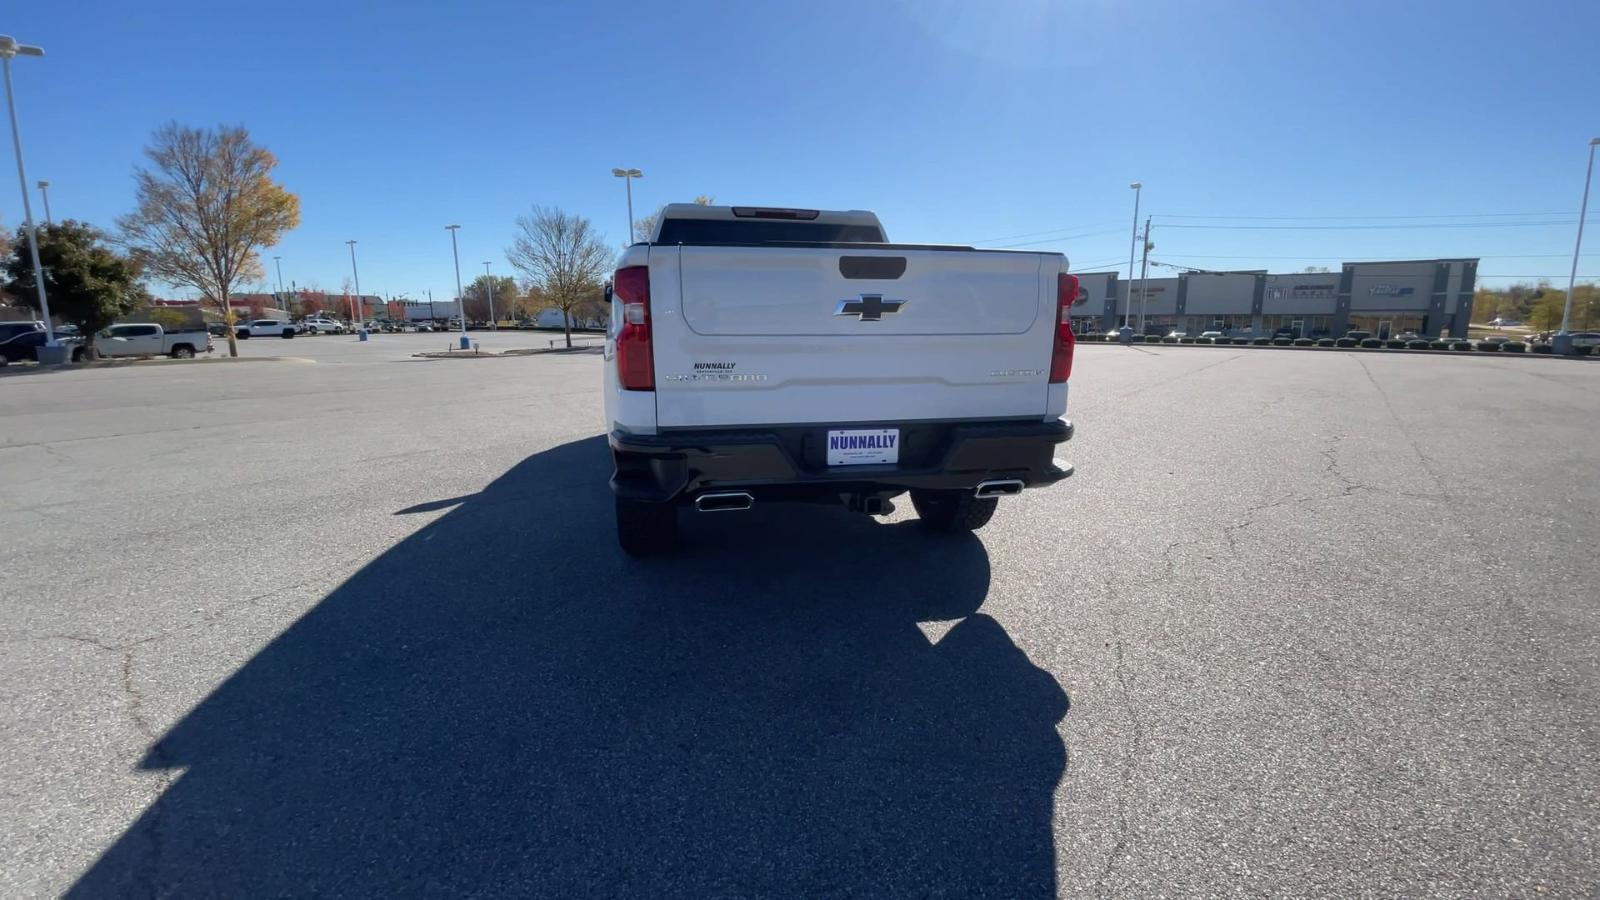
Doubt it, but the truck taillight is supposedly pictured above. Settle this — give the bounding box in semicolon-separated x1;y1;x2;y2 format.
1050;273;1078;384
614;265;654;391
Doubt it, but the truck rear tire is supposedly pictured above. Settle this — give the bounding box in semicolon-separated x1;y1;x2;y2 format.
616;497;678;556
171;345;195;359
911;489;998;532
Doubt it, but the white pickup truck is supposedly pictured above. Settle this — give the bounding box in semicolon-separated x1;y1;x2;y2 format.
97;323;213;359
603;204;1079;555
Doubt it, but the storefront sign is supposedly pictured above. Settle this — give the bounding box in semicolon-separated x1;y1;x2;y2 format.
1367;284;1416;297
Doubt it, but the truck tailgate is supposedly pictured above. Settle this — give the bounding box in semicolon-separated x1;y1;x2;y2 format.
651;244;1057;428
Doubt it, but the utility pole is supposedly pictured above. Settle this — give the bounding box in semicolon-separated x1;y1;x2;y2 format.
1137;216;1152;333
1125;182;1141;329
1555;137;1599;354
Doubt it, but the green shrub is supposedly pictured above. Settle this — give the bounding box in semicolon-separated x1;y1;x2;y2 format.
1161;336;1178;344
1194;336;1213;344
1179;336;1195;344
1502;341;1526;353
1359;338;1382;348
1335;338;1357;348
1294;338;1314;346
1317;338;1336;347
1451;341;1474;351
1430;340;1452;350
1575;345;1594;357
1385;339;1407;349
1407;340;1432;349
1477;341;1500;352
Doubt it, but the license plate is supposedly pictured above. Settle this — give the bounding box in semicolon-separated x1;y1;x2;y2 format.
826;428;899;466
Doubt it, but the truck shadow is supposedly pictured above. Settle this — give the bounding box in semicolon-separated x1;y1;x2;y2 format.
72;435;1070;898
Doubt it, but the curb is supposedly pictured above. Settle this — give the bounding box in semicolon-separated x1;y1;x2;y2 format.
1081;341;1592;361
412;345;603;359
0;355;315;375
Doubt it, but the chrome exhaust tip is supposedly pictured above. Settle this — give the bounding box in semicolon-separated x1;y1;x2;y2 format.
694;491;754;512
973;479;1025;499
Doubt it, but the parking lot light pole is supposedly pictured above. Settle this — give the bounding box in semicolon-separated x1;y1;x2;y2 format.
1125;182;1141;331
0;36;52;345
273;255;286;310
446;225;468;349
36;179;49;225
345;241;363;335
1555;137;1600;355
482;262;497;330
612;168;642;243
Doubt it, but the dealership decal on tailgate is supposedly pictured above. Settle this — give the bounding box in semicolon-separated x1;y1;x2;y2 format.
827;428;900;466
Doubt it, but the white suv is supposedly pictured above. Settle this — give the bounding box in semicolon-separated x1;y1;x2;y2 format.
301;317;345;334
237;319;295;339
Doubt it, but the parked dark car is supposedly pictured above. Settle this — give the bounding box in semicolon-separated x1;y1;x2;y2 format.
0;325;86;364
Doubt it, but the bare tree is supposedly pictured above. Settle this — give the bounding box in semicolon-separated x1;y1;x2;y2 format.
632;211;659;244
118;123;300;357
507;206;612;348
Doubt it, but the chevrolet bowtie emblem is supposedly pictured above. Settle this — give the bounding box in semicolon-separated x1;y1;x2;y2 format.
834;294;907;322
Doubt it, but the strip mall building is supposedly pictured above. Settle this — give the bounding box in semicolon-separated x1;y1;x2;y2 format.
1070;258;1479;339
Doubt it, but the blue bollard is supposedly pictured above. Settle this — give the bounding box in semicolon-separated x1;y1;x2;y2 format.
459;334;471;350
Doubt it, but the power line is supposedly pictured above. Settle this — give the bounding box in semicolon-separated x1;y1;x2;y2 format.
965;221;1118;245
1158;221;1581;231
1156;253;1597;260
1155;211;1578;221
994;227;1126;248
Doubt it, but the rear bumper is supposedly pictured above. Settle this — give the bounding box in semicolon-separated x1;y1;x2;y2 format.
610;418;1073;503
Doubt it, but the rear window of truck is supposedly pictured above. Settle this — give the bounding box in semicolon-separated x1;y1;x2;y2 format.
655;219;885;245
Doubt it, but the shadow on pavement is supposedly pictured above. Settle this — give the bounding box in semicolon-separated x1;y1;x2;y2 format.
73;435;1070;898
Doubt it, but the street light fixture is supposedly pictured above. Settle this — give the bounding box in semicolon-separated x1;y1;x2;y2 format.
1554;137;1600;355
612;167;643;244
1125;182;1142;332
482;261;497;330
0;35;53;345
446;225;468;349
36;178;49;225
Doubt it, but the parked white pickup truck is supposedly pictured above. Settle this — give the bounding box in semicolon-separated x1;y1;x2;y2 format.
97;323;213;359
603;203;1079;555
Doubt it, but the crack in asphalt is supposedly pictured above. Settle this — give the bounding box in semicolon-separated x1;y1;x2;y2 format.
47;633;173;898
1092;574;1146;897
1117;353;1244;400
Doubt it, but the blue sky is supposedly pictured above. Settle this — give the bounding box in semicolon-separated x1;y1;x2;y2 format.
6;0;1599;298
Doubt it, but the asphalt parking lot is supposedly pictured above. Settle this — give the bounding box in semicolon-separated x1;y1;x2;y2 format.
2;343;1597;897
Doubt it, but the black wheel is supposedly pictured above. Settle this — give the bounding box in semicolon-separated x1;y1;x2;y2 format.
171;345;195;359
911;489;998;532
616;496;678;556
281;329;295;339
237;331;250;340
